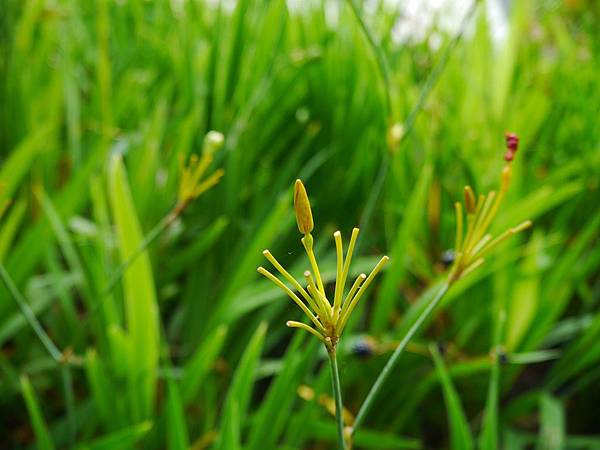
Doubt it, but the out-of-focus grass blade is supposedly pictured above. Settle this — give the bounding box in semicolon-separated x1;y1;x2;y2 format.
0;199;26;261
247;333;318;450
166;378;189;450
181;325;228;402
307;420;422;449
479;308;504;450
373;162;433;333
213;322;267;450
108;154;159;421
537;393;565;450
75;421;152;450
505;233;542;350
36;188;90;294
20;375;55;450
429;343;474;450
522;211;600;352
0;125;49;206
209;193;290;330
84;349;119;430
164;216;229;282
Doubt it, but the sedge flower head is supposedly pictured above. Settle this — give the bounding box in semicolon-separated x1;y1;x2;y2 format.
258;180;389;352
177;131;225;205
448;132;532;282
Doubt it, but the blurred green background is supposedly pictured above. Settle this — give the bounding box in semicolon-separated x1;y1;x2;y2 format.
1;0;599;448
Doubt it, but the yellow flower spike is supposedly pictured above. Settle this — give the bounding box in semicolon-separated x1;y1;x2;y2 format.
294;179;314;235
449;132;532;283
258;181;388;353
177;130;225;206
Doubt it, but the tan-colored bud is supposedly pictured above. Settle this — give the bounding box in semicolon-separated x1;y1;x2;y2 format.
464;186;476;214
203;131;224;155
294;179;314;234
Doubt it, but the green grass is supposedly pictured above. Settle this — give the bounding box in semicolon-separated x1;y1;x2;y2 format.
1;0;599;448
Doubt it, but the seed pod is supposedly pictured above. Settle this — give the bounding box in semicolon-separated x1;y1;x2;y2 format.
504;132;519;152
294;179;314;234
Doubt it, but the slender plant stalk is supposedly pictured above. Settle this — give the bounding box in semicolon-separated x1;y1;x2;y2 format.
352;280;451;433
102;202;183;297
0;262;78;444
0;262;62;362
328;350;346;450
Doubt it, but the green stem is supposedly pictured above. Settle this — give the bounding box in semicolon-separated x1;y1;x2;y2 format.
0;263;62;362
352;280;451;434
328;350;346;450
102;205;181;297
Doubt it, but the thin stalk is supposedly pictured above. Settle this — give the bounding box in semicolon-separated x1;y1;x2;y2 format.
61;365;76;447
0;263;77;446
0;263;62;362
352;281;451;433
102;203;182;297
328;350;346;450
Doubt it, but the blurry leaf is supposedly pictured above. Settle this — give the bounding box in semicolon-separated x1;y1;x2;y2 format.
182;325;228;402
20;376;55;450
247;333;318;450
214;322;267;450
108;154;160;420
537;393;565;450
429;344;474;450
308;420;421;449
75;421;152;450
167;379;189;450
373;162;433;333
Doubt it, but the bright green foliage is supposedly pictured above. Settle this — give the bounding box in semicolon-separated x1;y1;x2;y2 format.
1;0;599;449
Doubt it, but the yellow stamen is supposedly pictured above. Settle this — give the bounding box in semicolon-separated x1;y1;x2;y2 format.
340;273;366;314
454;202;463;254
286;321;326;343
193;169;224;197
304;270;331;321
338;256;389;332
263;250;317;312
257;267;326;333
302;234;326;296
332;231;344;321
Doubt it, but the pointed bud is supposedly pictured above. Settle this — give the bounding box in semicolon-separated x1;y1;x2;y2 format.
294;179;314;234
464;186;476;214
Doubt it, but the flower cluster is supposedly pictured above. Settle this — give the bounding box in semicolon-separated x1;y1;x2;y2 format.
258;180;389;352
177;131;225;208
448;132;531;282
